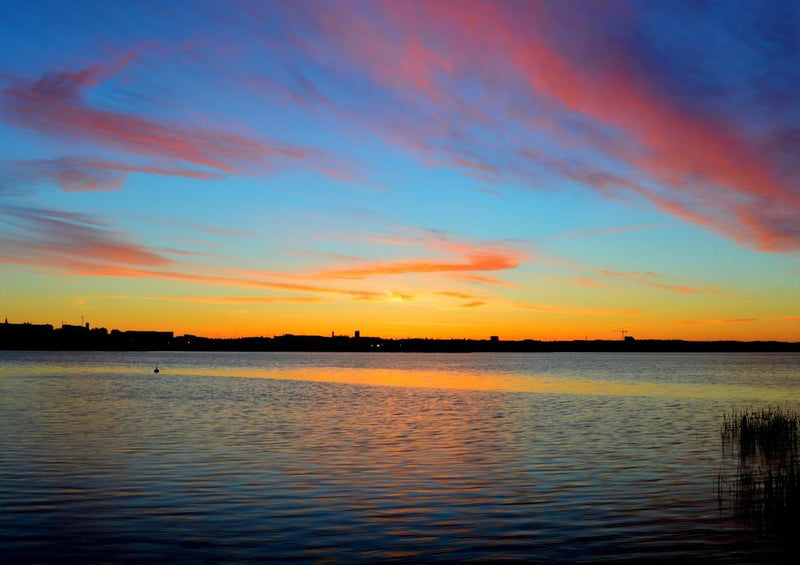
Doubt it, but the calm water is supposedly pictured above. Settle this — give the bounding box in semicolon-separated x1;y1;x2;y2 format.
2;351;799;563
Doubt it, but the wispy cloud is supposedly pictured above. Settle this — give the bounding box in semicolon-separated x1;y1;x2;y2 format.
142;216;259;241
563;223;669;239
573;277;604;288
197;225;257;238
0;205;171;268
668;318;757;326
263;1;800;252
6;157;222;192
86;294;323;305
598;270;724;295
170;295;321;304
1;206;512;306
516;301;639;317
1;57;350;189
434;291;481;301
316;231;524;280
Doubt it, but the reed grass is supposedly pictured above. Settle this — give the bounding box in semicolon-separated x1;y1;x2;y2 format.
719;406;800;527
722;407;799;460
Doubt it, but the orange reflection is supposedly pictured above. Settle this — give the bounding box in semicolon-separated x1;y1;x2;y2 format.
159;365;799;402
12;357;799;402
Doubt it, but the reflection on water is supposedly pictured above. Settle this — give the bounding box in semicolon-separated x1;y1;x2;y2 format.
1;351;799;563
5;350;800;401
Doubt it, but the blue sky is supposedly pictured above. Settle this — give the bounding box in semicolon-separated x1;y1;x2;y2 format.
1;0;798;339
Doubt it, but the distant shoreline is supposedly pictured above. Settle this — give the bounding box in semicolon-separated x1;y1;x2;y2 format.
2;321;798;353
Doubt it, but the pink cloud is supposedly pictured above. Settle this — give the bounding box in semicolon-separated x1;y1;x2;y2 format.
0;206;171;268
0;206;375;298
9;157;221;192
574;277;603;288
1;61;346;181
288;1;800;252
1;246;387;300
0;207;520;306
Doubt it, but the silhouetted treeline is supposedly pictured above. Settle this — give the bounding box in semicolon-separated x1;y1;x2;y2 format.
2;320;799;352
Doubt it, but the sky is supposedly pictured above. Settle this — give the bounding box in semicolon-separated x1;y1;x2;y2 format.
1;0;799;341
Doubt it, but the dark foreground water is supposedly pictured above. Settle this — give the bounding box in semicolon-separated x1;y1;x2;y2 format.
2;351;799;563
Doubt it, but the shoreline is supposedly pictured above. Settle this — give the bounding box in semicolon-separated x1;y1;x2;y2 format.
2;338;800;353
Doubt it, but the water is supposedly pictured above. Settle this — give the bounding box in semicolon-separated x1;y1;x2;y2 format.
1;351;799;563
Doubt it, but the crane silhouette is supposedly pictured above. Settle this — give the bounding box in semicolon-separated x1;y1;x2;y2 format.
612;329;628;340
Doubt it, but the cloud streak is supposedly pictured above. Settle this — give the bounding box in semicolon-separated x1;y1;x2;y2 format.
563;223;669;239
668;318;757;326
517;301;639;317
0;207;512;307
172;296;324;305
1;58;349;188
598;270;724;295
267;1;800;252
0;205;171;268
316;231;524;280
7;157;222;192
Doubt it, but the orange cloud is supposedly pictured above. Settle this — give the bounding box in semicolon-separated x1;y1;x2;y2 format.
434;291;480;300
317;232;523;279
2;207;522;312
0;206;386;300
456;274;515;286
574;277;603;288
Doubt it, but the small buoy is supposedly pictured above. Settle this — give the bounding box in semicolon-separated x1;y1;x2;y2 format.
154;365;160;374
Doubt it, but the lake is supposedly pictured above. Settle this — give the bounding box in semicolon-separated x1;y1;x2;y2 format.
1;350;799;563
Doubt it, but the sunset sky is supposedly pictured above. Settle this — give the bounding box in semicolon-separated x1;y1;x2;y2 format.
1;0;799;340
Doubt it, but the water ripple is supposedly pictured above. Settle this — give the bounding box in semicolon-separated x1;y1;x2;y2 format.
2;351;799;562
